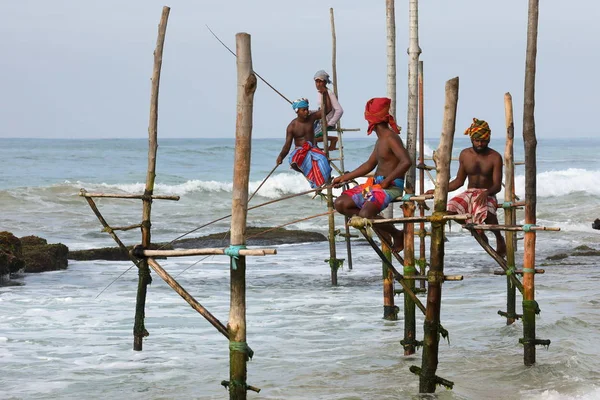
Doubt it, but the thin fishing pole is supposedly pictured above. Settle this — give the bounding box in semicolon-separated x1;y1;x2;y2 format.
159;184;337;249
248;164;279;203
206;25;292;104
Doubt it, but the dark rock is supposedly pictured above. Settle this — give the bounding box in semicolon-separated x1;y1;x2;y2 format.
22;242;69;273
173;227;327;248
20;235;48;246
0;232;25;278
593;219;600;230
546;253;568;261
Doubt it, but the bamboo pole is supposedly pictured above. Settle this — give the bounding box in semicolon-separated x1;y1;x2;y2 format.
348;213;470;225
382;0;397;319
402;201;416;355
420;77;458;393
79;192;179;200
138;248;276;257
406;0;421;192
522;0;541;367
322;90;340;286
228;32;257;399
146;257;228;338
417;61;426;290
134;6;169;351
330;7;353;272
465;224;559;232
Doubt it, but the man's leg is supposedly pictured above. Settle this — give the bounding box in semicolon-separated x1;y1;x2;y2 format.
486;214;506;257
328;136;339;151
334;194;360;217
360;202;404;252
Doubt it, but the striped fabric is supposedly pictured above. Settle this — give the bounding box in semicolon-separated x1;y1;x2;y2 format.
464;118;491;141
289;142;331;188
447;189;497;224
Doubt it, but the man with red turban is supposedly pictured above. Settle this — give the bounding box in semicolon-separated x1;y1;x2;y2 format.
426;118;506;256
332;98;411;252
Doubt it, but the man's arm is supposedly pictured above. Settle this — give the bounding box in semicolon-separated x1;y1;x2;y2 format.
380;136;411;189
327;90;343;126
332;149;378;185
487;153;503;196
447;150;468;192
276;125;294;164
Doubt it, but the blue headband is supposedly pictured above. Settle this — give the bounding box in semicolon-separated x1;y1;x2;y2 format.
292;98;309;112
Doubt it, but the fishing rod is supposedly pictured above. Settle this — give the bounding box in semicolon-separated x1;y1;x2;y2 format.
206;25;292;105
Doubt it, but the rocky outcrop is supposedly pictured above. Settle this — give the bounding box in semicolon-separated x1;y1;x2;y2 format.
0;233;69;283
20;236;69;273
0;232;25;280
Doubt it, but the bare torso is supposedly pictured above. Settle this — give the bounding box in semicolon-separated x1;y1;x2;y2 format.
288;117;316;147
459;147;503;190
373;133;406;179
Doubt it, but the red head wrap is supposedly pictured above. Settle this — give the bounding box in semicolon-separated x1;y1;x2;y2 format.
364;97;400;135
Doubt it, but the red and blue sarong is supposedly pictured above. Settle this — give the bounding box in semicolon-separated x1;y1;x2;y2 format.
289;141;332;188
342;176;404;212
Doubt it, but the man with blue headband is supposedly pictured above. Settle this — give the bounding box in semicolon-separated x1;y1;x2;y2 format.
276;92;332;188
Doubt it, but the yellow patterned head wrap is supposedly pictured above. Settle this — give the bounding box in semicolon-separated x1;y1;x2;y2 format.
464;118;491;141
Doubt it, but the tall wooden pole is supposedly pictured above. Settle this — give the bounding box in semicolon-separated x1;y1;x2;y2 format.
402;201;416;355
522;0;539;366
406;0;421;192
417;61;426;290
330;7;353;271
228;32;257;400
134;6;170;351
383;0;397;319
503;93;517;325
420;77;458;393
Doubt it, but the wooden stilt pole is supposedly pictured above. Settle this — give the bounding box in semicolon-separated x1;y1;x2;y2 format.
322;90;340;286
417;61;427;290
133;6;170;351
400;0;421;348
227;32;257;399
401;201;416;355
503;92;518;324
419;77;458;393
522;0;540;367
330;7;353;272
383;0;397;320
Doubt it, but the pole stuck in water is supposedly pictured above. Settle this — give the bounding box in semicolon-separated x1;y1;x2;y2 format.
418;77;458;393
134;5;170;352
227;32;257;399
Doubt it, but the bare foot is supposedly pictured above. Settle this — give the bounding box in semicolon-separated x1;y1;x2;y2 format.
496;237;507;258
391;230;404;253
329;147;339;151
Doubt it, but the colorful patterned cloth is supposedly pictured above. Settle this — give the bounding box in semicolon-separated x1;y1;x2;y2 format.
292;98;309;113
364;98;401;135
342;176;404;212
447;188;497;224
289;141;331;188
464;118;491;141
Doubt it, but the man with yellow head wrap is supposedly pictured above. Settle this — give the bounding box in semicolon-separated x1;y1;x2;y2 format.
426;118;506;257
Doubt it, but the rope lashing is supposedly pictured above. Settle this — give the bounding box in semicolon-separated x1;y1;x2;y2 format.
225;245;247;270
349;216;374;236
502;201;513;209
506;265;516;276
522;268;536;274
523;299;541;315
429;212;447;225
522;224;537;232
229;340;254;360
401;193;413;202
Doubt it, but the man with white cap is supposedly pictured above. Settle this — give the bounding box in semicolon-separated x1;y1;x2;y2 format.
312;69;343;151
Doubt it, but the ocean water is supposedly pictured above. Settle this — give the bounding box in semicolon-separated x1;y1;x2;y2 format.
1;136;599;399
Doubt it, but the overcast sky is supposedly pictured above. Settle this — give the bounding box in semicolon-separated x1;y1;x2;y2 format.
1;1;598;140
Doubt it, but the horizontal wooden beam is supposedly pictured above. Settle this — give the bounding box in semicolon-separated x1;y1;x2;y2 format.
79;189;179;201
137;248;277;258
